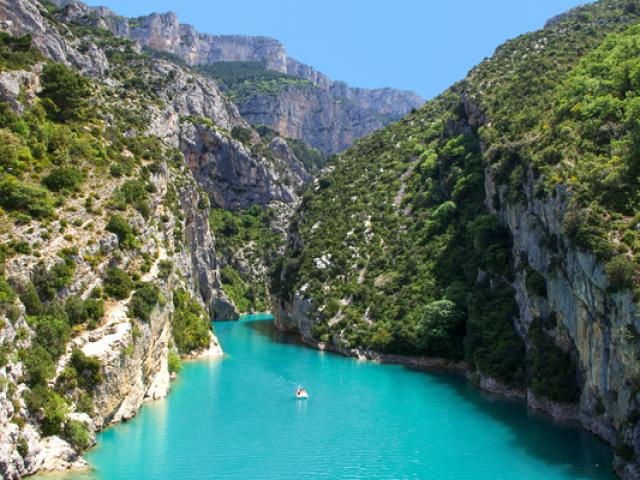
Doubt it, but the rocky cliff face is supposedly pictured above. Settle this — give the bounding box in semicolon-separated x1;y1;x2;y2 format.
0;0;319;476
234;83;388;156
83;8;289;72
479;110;640;480
48;0;423;155
0;133;223;478
272;2;640;478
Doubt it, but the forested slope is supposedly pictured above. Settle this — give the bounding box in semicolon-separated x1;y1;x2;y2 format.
273;2;640;477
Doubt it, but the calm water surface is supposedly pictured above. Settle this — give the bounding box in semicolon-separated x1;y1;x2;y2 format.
51;314;614;480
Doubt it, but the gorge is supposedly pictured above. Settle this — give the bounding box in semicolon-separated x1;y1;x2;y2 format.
0;0;639;479
46;315;615;480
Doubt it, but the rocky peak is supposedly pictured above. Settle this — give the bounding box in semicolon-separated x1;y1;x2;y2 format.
53;0;423;154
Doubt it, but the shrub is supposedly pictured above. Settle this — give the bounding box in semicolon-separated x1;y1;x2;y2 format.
616;443;636;463
157;260;173;280
525;268;547;297
562;205;614;260
0;33;42;70
527;319;579;403
76;392;95;415
468;214;514;279
68;349;102;390
172;288;211;353
64;420;91;451
42;166;84;192
220;266;251;313
605;255;637;292
32;257;75;301
10;240;31;255
65;295;104;326
32;303;71;359
17;281;42;315
16;438;28;458
168;350;181;374
103;267;132;300
466;281;526;387
0;275;16;311
231;126;253;144
23;345;55;386
56;365;78;391
39;63;91;122
112;179;150;216
286;138;325;170
416;299;465;360
106;214;135;246
0;129;31;173
24;385;67;436
128;282;161;322
0;175;54;218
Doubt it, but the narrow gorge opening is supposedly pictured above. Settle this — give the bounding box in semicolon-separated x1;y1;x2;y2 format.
1;1;640;479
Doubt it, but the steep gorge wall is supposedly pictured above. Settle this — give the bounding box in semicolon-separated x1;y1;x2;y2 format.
485;161;640;477
271;3;640;477
273;90;640;480
0;0;314;476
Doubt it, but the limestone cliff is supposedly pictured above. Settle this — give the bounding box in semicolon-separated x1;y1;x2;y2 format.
48;0;424;155
0;0;316;476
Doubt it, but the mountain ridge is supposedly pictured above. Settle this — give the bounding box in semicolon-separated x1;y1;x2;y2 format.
48;0;424;154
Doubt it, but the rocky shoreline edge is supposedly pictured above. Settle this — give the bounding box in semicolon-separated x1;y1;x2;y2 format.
27;335;223;478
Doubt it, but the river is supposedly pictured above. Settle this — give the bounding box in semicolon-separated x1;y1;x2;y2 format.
51;314;614;479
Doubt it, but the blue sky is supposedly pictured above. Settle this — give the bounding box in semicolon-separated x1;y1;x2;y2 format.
84;0;592;99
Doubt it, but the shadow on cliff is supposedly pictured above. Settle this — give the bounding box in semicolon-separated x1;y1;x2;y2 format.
242;318;310;348
243;318;614;478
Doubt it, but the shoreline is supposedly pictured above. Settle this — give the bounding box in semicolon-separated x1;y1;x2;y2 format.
277;322;620;467
28;337;225;479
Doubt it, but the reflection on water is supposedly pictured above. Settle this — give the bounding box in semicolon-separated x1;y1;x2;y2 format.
44;316;615;480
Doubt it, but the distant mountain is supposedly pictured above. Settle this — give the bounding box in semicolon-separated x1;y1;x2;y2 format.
50;1;424;155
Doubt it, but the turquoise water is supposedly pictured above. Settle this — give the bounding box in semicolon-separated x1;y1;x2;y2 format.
53;315;614;480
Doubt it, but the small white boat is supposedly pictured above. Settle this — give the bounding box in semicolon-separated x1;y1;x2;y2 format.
295;387;308;399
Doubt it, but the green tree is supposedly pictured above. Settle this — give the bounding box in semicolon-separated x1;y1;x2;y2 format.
172;289;211;353
0;129;31;173
106;214;134;246
39;63;91;122
42;166;84;192
23;345;55;386
416;300;465;360
103;267;132;300
128;283;161;322
0;175;54;218
68;349;103;390
64;420;91;451
25;385;68;436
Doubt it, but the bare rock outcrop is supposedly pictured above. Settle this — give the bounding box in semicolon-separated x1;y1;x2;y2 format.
47;0;424;155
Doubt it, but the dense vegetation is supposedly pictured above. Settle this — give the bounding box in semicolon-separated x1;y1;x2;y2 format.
274;0;640;399
197;61;289;88
273;93;526;382
0;32;42;71
210;206;282;313
172;288;212;353
531;26;640;292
